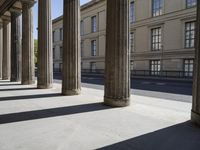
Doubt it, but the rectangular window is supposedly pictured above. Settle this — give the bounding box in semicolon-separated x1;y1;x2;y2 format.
91;40;97;56
184;59;194;77
131;60;134;70
130;1;135;23
151;27;162;51
81;41;84;57
91;16;97;33
60;28;63;41
59;63;63;72
185;21;196;48
150;60;161;75
186;0;197;8
53;48;55;59
152;0;164;17
90;62;96;72
60;46;63;59
53;31;56;42
130;32;135;52
80;20;84;35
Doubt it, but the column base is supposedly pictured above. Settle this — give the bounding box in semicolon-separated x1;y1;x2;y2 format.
22;80;35;85
104;97;130;107
62;89;81;96
2;77;9;80
37;84;52;89
191;110;200;126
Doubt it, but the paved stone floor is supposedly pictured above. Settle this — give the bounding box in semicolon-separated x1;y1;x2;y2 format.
0;80;199;150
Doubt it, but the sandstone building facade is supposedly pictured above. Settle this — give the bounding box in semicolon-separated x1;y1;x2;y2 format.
53;0;196;78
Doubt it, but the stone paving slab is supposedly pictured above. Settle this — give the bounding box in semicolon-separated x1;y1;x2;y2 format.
0;81;199;150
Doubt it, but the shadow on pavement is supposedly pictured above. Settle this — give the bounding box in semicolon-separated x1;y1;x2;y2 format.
98;121;200;150
0;93;62;101
0;87;37;92
0;102;110;124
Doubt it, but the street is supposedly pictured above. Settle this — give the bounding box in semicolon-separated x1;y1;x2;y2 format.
53;73;192;103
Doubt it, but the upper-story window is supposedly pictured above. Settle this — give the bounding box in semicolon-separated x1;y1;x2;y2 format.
53;31;56;42
53;48;55;59
60;46;63;59
186;0;197;8
130;1;135;23
91;40;97;56
81;41;84;57
185;21;196;48
130;32;135;52
151;27;162;51
60;28;63;41
80;20;84;35
152;0;164;17
91;16;97;33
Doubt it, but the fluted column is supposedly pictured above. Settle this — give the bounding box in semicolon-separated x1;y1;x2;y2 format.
2;19;11;80
191;0;200;126
10;9;22;82
0;22;3;79
21;0;35;85
37;0;53;89
62;0;81;95
104;0;130;107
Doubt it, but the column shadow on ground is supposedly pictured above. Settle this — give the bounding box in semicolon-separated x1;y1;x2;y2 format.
0;87;37;92
0;102;110;124
0;93;62;101
98;121;200;150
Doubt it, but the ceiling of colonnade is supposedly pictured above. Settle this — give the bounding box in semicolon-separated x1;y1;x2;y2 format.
0;0;25;18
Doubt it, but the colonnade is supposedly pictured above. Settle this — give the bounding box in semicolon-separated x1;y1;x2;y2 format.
0;0;199;126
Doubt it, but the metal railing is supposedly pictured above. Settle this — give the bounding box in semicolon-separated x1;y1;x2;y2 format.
80;69;193;79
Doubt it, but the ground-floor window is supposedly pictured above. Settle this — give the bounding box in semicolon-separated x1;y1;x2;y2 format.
184;59;193;77
90;62;96;72
150;60;161;75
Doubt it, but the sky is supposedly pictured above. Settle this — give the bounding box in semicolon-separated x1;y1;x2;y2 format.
33;0;91;39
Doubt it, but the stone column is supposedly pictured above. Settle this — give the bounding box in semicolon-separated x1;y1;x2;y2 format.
21;0;35;85
191;0;200;126
0;22;3;79
10;9;22;82
37;0;53;89
2;19;11;80
62;0;81;95
104;0;130;107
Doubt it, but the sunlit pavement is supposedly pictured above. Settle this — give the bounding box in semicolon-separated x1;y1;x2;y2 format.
0;80;199;150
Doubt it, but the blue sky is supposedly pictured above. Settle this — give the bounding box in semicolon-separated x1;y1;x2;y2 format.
33;0;91;39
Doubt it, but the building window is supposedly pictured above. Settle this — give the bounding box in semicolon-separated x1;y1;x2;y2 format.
59;63;63;72
184;59;194;77
186;0;197;8
151;27;162;51
150;60;161;75
130;32;135;52
131;60;134;70
185;21;196;48
91;40;97;56
81;41;84;57
60;28;63;41
81;20;84;35
53;48;55;59
60;46;63;59
91;16;97;33
90;62;96;72
152;0;164;17
53;31;56;42
130;1;135;23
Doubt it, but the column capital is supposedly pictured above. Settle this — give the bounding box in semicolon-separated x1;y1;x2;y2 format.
21;0;36;7
1;15;10;22
9;7;22;16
